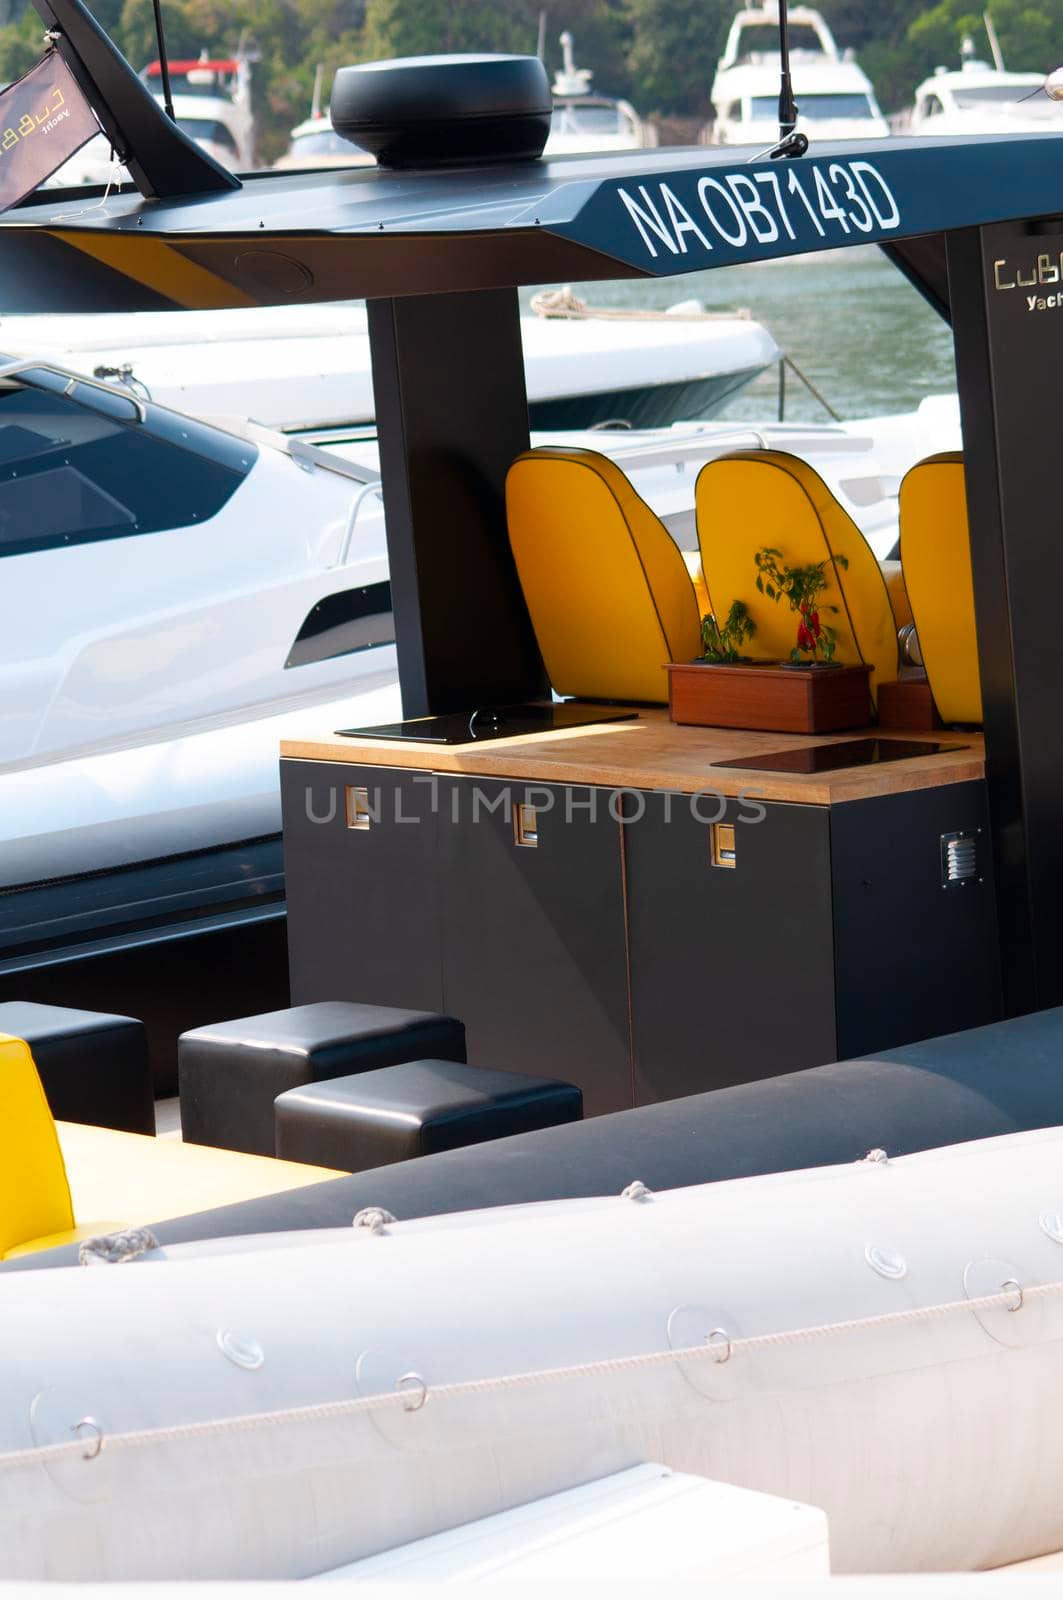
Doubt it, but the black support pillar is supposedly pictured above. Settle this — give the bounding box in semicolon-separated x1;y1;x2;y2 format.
367;288;547;716
949;221;1063;1015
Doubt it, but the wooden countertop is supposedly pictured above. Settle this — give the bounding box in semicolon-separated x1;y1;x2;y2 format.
281;710;985;807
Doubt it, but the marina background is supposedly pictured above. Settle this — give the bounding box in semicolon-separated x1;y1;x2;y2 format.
0;0;1057;161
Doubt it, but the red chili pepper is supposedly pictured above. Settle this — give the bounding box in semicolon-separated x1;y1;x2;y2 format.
799;600;808;613
797;623;815;651
810;611;821;637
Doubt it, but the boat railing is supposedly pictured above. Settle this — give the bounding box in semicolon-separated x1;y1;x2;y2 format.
0;357;147;421
595;422;871;474
337;477;385;567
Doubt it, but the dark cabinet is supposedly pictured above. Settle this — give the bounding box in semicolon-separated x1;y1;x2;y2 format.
281;761;445;1012
830;782;1001;1057
437;778;631;1115
282;759;1002;1117
623;793;837;1104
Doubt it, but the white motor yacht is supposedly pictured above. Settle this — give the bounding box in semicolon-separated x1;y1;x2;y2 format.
0;300;780;434
48;50;254;185
543;30;656;156
273;113;375;169
709;4;889;146
905;37;1062;136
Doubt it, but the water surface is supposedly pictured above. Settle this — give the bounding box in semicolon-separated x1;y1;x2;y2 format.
525;244;956;424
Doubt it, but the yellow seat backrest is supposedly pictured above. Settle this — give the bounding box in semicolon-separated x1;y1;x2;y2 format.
694;451;899;707
880;559;913;630
506;447;701;704
0;1033;74;1258
899;452;982;725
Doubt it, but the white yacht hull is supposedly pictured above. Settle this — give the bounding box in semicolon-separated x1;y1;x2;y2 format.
0;304;780;434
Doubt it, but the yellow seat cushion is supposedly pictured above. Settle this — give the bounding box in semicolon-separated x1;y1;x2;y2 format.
880;559;913;630
3;1220;130;1261
683;551;711;617
56;1121;343;1231
507;446;701;704
899;452;982;725
2;1123;342;1261
695;451;899;707
0;1033;75;1258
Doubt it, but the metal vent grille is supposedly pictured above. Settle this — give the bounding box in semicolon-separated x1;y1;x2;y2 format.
941;830;980;889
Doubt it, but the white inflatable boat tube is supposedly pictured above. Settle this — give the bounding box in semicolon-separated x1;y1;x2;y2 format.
4;1125;1063;1578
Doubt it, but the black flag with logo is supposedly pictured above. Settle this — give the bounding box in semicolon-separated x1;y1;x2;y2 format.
0;50;100;213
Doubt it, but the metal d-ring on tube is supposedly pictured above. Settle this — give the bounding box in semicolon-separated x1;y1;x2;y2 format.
707;1328;732;1364
395;1372;428;1412
71;1417;103;1460
998;1273;1024;1312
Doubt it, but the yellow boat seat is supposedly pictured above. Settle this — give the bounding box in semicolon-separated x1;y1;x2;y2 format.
899;452;983;725
506;446;702;704
0;1032;78;1259
694;450;899;708
0;1033;342;1261
683;550;711;616
880;559;913;630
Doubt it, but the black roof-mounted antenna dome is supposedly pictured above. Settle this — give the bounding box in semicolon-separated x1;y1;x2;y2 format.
27;0;239;196
331;54;552;170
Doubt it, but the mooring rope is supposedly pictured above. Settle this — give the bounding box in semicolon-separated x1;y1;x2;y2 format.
530;286;753;322
1;1275;1058;1474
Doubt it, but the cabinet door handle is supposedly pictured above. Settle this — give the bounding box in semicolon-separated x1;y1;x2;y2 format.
711;822;736;868
345;785;372;830
514;804;539;848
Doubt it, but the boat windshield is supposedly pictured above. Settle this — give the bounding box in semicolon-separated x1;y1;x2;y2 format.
0;377;249;558
952;83;1051;109
750;92;876;120
733;22;826;64
551;101;636;136
291;127;353;157
177;117;238;152
168;72;238;99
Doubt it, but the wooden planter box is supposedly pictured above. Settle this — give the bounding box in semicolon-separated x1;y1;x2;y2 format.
667;660;873;735
877;671;942;731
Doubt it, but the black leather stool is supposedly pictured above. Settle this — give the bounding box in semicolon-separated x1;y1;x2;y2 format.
0;1001;154;1134
179;1001;467;1155
274;1059;583;1171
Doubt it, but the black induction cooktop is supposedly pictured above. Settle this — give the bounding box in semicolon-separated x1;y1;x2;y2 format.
712;738;968;774
337;703;638;745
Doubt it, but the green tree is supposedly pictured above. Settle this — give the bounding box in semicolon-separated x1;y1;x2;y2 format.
0;5;47;80
363;0;541;57
907;0;1063;75
623;0;732;116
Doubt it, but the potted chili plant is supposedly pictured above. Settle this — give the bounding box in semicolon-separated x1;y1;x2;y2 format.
667;545;872;734
753;547;849;665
